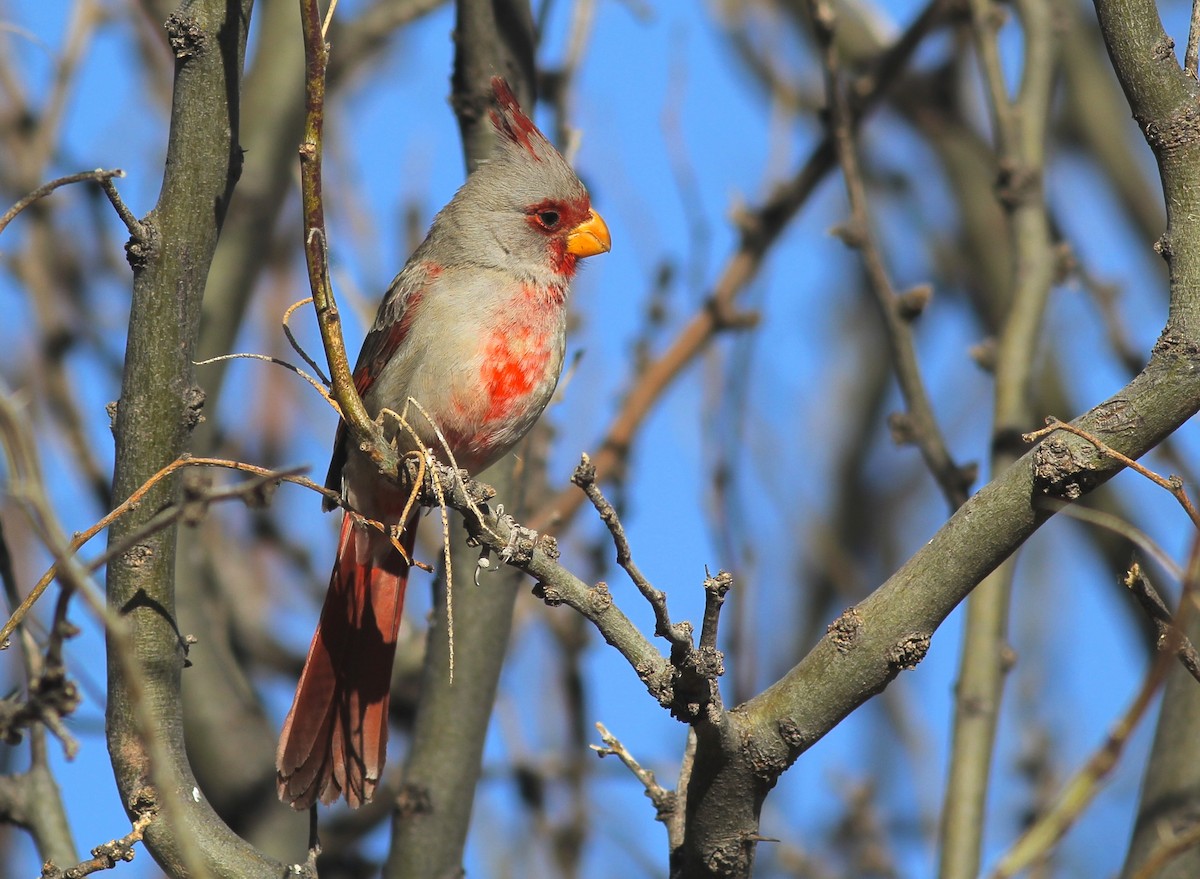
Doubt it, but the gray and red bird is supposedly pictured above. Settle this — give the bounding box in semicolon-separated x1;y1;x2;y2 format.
276;78;610;810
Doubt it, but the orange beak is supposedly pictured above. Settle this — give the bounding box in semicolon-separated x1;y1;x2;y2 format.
565;208;611;258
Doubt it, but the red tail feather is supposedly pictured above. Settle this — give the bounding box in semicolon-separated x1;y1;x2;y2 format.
276;512;416;809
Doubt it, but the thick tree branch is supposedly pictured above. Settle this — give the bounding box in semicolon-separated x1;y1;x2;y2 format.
1090;5;1200;876
103;1;285;876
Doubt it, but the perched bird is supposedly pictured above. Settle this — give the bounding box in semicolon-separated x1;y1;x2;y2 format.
276;77;610;810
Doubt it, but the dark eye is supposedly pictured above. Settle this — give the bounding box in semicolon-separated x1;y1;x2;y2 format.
537;210;560;229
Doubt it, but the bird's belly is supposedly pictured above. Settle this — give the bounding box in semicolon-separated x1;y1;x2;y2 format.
399;313;561;474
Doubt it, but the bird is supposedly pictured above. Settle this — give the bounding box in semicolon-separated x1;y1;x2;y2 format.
276;77;610;810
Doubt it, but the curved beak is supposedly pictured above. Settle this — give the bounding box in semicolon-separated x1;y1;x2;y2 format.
565;208;611;258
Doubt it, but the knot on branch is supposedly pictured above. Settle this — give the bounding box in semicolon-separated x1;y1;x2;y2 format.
995;161;1042;210
1152;34;1177;62
182;385;206;431
831;218;868;249
1091;399;1142;438
969;337;997;372
531;581;563;606
586;580;613;614
165;12;206;59
0;665;81;748
896;284;932;320
538;533;560;559
1140;102;1200;152
743;725;791;784
690;644;725;679
704;837;754;875
123;218;157;270
827;607;863;654
1031;436;1094;500
776;717;811;761
500;524;539;565
123;544;154;568
886;632;931;670
887;411;916;446
636;658;675;708
394;782;434;818
1151;327;1200;362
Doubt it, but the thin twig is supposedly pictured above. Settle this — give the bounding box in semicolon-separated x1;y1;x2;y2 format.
321;0;339;38
0;169;125;236
591;721;675;823
97;175;143;237
571;453;691;650
40;807;156;879
298;0;397;478
988;538;1200;878
85;467;307;578
282;296;332;386
1025;417;1200;529
0;456;334;647
1125;563;1200;684
194;351;338;412
809;0;970;510
698;569;732;652
431;460;671;702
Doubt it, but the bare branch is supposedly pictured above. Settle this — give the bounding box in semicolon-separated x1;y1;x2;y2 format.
572;453;692;650
1124;563;1200;684
1026;417;1200;529
591;721;676;824
988;542;1200;878
298;0;398;481
40;808;156;879
0;169;125;236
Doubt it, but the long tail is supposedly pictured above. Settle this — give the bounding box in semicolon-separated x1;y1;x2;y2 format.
276;511;416;809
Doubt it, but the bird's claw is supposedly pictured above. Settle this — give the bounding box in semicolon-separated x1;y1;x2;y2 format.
499;520;537;566
474;548;493;586
474;512;537;584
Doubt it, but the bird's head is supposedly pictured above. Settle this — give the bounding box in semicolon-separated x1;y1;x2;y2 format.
446;77;610;286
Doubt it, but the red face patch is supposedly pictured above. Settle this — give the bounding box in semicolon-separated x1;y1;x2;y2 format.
524;197;590;281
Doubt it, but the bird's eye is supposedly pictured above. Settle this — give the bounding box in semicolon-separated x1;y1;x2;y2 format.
537;210;560;229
